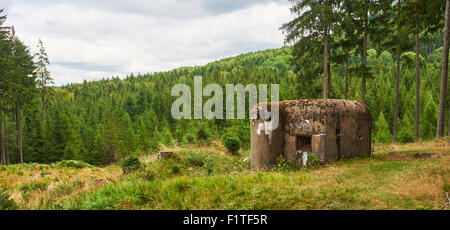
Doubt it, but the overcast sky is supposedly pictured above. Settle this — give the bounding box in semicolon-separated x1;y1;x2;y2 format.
1;0;292;85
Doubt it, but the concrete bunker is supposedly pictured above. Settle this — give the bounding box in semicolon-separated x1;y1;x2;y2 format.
250;99;371;170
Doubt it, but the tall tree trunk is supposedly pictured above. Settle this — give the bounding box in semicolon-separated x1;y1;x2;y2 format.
0;111;4;165
394;50;401;144
437;0;450;138
42;92;46;125
328;61;332;97
16;104;23;163
323;21;329;99
4;116;8;165
415;32;420;142
15;104;18;146
361;2;368;104
345;55;349;100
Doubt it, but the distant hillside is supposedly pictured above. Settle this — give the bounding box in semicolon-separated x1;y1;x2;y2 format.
6;44;446;165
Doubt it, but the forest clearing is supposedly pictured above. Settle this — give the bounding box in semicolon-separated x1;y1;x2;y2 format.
1;0;450;215
1;139;448;210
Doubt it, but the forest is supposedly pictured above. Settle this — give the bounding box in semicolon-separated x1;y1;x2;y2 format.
0;0;449;167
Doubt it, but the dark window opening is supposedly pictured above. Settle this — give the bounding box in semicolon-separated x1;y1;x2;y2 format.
296;135;312;153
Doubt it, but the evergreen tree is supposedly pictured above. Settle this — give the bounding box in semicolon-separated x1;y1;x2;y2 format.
398;114;414;143
9;27;36;163
0;8;11;165
281;0;341;99
422;93;438;139
35;39;54;125
375;112;392;144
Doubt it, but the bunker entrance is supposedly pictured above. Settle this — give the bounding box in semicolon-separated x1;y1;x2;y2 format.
296;135;312;153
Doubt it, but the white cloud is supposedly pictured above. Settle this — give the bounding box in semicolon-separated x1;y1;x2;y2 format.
2;0;292;85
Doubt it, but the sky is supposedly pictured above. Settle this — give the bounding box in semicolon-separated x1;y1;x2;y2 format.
0;0;293;85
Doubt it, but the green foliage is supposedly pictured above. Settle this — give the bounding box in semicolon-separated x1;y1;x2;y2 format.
184;133;196;144
307;153;322;167
197;127;209;142
170;164;181;174
20;181;48;193
275;155;298;171
0;8;447;166
118;156;141;174
276;155;288;171
398;115;414;143
0;186;17;210
375;112;392;144
420;93;438;140
223;136;241;154
205;158;214;176
184;152;206;167
60;151;446;210
54;160;92;169
139;169;156;181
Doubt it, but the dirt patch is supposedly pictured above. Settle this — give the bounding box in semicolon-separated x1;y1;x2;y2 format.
386;152;439;160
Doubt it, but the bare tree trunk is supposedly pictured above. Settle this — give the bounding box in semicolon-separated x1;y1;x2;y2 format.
328;61;332;97
16;104;23;163
437;0;450;138
415;32;420;142
394;50;401;144
0;111;4;165
15;105;18;147
362;3;368;104
4;116;8;165
42;92;46;125
323;21;329;99
345;55;349;100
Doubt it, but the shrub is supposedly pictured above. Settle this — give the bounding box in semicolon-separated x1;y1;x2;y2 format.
275;155;297;171
223;136;240;154
171;164;181;174
276;155;288;171
118;156;142;174
398;115;414;143
197;125;210;141
306;153;322;166
184;152;206;167
374;112;392;144
184;133;196;144
139;169;156;181
420;95;438;140
20;181;48;193
55;160;92;169
0;186;17;210
53;183;76;196
205;158;214;176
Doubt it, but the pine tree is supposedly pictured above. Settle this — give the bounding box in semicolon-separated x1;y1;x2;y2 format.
281;0;340;99
35;39;54;125
0;8;11;165
382;0;413;144
375;112;392;144
398;114;414;143
9;28;36;163
422;93;438;139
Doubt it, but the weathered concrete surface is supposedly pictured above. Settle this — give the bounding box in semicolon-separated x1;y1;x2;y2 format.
250;99;371;170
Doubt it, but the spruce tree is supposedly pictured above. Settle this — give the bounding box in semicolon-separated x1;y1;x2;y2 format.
35;39;53;125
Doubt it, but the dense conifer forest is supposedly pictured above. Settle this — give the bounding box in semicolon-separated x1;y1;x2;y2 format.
0;1;449;212
0;0;449;166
